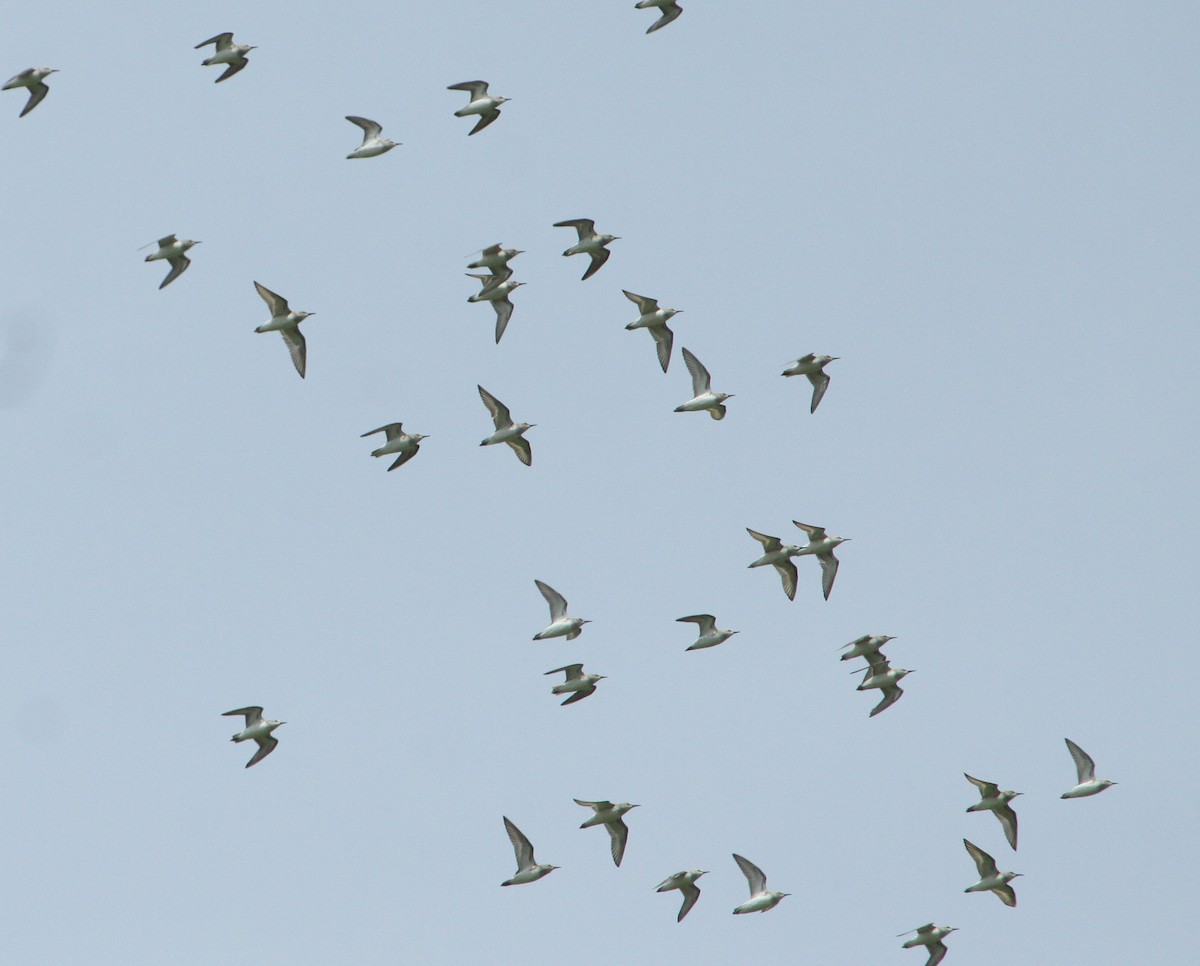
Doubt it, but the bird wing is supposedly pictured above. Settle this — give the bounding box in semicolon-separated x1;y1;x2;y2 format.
477;385;512;429
806;371;831;413
159;256;191;289
840;634;872;651
215;58;249;83
506;435;532;466
581;247;610;280
732;854;767;896
388;446;418;471
223;706;264;725
647;3;684;33
964;773;1000;797
869;683;904;717
606;819;629;867
492;297;514;344
448;80;489;98
20;83;50;117
503;816;536;868
254;281;290;316
622;289;658;313
195;33;234;49
681;347;711;395
774;559;798;601
963;839;998;878
560;686;595;705
279;326;306;378
346;115;382;140
360;423;404;440
677;614;717;634
648;323;674;373
469;109;500;135
573;799;610;811
818;551;839;599
656;872;685;891
554;218;595;239
925;941;949;966
746;528;782;551
536;580;568;621
479;243;502;257
677;883;701;921
1065;738;1096;783
156;234;178;249
708;404;727;420
995;803;1019;851
793;521;827;540
245;734;278;768
993;883;1017;907
545;664;584;680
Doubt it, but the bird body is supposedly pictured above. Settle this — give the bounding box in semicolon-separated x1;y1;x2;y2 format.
223;706;284;768
345;116;398;158
782;354;838;413
554;219;618;280
1061;738;1117;798
656;869;707;921
731;853;789;914
253;281;313;377
3;67;57;116
144;235;200;289
361;423;428;471
195;33;255;82
575;799;638;866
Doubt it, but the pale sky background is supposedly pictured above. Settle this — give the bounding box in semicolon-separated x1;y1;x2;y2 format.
3;2;1197;963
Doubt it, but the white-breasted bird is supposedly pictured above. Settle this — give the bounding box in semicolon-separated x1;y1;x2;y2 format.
623;289;681;372
253;281;314;378
223;706;284;768
793;520;849;600
532;580;589;640
675;347;732;418
962;839;1021;907
468;244;523;274
544;664;605;705
144;235;199;289
554;219;619;280
731;853;789;914
360;423;428;471
194;33;255;83
636;0;684;34
839;634;896;663
964;773;1021;849
466;274;524;343
676;614;738;651
344;116;398;158
746;528;803;601
575;799;639;867
1061;738;1117;798
782;354;838;413
477;385;534;465
899;924;957;966
447;80;508;134
656;869;707;922
3;68;57;117
501;816;559;886
854;654;912;717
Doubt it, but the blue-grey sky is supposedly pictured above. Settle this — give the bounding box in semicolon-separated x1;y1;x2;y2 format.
3;2;1197;963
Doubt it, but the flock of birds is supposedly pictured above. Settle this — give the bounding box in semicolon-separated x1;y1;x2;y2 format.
7;7;1121;962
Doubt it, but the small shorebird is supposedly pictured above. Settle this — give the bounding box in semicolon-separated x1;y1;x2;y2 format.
253;281;313;378
468;244;523;274
746;528;803;600
675;348;732;417
676;614;738;651
144;235;199;289
532;580;589;640
554;219;618;280
360;423;427;471
466;274;524;343
962;839;1021;907
656;869;707;922
964;773;1021;849
636;0;683;33
501;817;559;886
839;634;895;663
447;80;508;134
194;33;255;82
477;386;534;465
223;707;284;768
854;655;912;717
344;116;398;158
782;354;838;413
1061;738;1117;798
793;520;849;599
544;664;604;705
731;854;789;914
622;290;681;372
899;924;957;966
575;799;638;867
3;68;57;116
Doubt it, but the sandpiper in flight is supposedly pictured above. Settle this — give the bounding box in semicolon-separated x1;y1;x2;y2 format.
839;634;896;663
468;244;523;275
674;348;732;417
544;664;605;705
575;799;639;867
1061;738;1117;798
532;580;590;640
447;80;508;134
477;386;535;465
501;816;559;885
344;116;398;158
466;274;524;343
360;423;428;471
194;33;255;82
746;528;803;601
3;68;57;116
793;520;849;599
656;869;707;922
144;235;199;289
676;614;738;650
899;924;958;966
964;773;1021;849
253;281;313;378
782;354;838;413
962;839;1021;907
853;654;913;717
731;853;789;914
554;219;619;280
622;290;681;372
223;706;285;768
635;0;684;33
